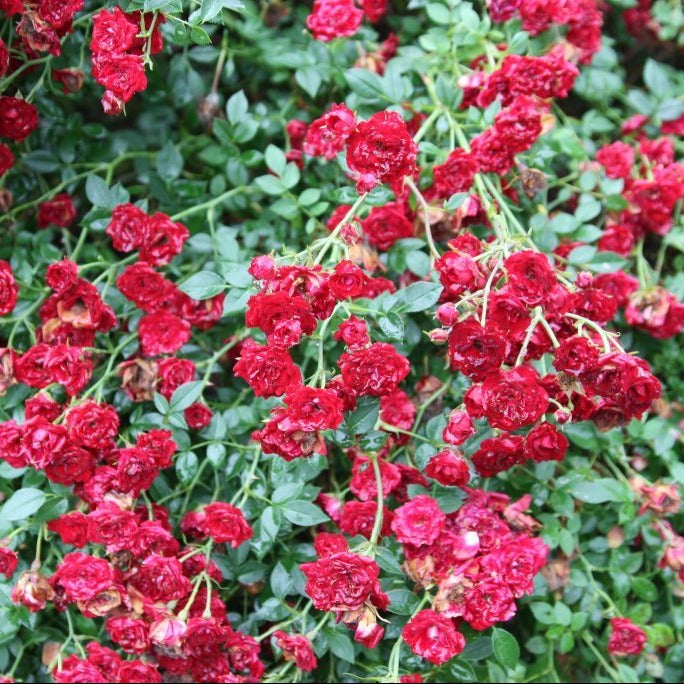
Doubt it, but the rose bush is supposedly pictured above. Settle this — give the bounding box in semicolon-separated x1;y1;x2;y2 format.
0;0;683;682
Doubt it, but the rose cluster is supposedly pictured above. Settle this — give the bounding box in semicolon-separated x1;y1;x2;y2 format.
89;7;163;115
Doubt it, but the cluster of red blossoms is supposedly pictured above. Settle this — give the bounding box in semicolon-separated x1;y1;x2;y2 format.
0;394;267;682
89;8;163;115
306;0;388;42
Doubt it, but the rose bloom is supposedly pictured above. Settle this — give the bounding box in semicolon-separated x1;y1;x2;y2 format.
339;342;410;397
0;96;39;142
425;450;470;487
391;495;446;546
184;402;213;429
300;552;387;612
303;103;356;159
607;617;647;656
306;0;363;42
361;202;414;251
274;631;317;671
66;401;119;449
346;111;418;194
37;194;77;229
233;339;301;397
0;547;18;579
199;502;253;547
0;143;15;176
138;312;191;356
402;609;465;665
0;260;18;316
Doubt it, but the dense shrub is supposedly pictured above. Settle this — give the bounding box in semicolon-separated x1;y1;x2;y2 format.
0;1;683;682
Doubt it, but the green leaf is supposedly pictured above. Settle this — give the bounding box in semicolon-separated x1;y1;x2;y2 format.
280;500;329;526
176;451;198;484
395;281;443;313
264;145;287;176
644;59;671;95
492;628;520;670
156;142;184;182
226;90;248;124
295;66;322;98
169;381;204;412
85;175;110;208
0;488;46;521
570;478;632;504
327;629;355;661
179;271;225;299
345;396;380;435
345;69;387;102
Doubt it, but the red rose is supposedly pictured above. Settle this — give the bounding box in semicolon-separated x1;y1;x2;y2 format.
504;251;556;306
52;552;118;603
117;262;179;313
524;422;568;463
462;578;516;629
106;615;150;655
346;111;418;194
0;547;18;579
136;429;177;469
607;617;647;656
37;193;76;228
86;502;139;552
279;386;344;431
391;495;446;546
20;416;67;469
472;434;525;477
93;54;147;103
0;260;18;316
306;0;364;42
432;149;477;198
24;393;62;420
245;291;317;342
200;502;253;547
139;213;189;266
46;259;79;293
304;103;357;159
0;97;39;142
138;312;191;356
361;202;414;251
350;455;401;500
130;555;192;603
363;0;388;21
596;141;634;179
402;609;465;665
0;143;14;176
106;203;150;252
47;512;89;547
91;7;139;55
116;447;160;494
53;68;85;94
334;316;369;350
435;251;483;299
314;532;349;556
425;449;470;487
448;318;505;380
274;631;317;671
233;339;301;398
66;401;119;449
339;500;393;539
339;342;410;397
300;552;387;612
442;409;475;445
184;402;213;429
157;357;196;399
477;366;549;431
45;445;96;485
328;260;369;299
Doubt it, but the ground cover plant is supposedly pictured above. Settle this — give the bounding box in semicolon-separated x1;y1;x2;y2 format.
0;0;683;682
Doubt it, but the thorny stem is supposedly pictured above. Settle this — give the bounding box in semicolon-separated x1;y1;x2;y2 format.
368;453;385;548
405;177;441;261
312;193;367;266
